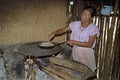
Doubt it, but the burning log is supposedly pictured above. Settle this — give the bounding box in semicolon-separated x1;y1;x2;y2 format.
29;69;36;80
24;56;94;80
24;58;36;80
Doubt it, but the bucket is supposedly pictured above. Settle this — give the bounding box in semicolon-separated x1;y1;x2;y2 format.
100;5;113;16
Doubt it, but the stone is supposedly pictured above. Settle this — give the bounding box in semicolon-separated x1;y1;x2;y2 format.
0;58;7;80
0;49;3;58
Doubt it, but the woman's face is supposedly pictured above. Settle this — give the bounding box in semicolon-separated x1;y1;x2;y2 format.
81;10;92;23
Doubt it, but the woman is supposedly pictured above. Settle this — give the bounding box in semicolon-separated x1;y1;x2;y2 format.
48;6;100;72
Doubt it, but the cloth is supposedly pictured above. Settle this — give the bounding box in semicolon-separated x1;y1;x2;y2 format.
69;21;100;72
72;46;96;72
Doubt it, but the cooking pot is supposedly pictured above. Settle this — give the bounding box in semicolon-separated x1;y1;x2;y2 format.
100;5;113;16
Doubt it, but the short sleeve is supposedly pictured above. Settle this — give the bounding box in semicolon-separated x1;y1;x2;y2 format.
88;24;100;37
69;21;80;31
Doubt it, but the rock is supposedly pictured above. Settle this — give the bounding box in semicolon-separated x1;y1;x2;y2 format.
0;49;3;58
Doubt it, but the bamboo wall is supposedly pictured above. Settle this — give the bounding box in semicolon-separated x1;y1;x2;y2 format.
93;15;119;80
69;0;119;80
93;0;119;80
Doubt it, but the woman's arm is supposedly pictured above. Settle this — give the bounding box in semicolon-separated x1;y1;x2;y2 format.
67;34;97;48
48;25;70;40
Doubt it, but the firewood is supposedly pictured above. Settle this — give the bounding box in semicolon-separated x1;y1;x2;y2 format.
42;64;75;80
43;68;64;80
49;57;92;73
49;57;95;79
29;65;36;80
51;64;84;80
52;64;95;80
29;70;36;80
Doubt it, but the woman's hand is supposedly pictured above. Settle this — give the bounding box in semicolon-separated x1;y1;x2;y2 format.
67;40;77;46
48;32;55;41
67;34;97;47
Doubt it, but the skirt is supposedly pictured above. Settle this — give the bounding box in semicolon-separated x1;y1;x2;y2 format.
72;46;96;72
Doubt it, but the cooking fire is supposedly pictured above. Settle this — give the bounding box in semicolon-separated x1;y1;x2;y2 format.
24;56;50;80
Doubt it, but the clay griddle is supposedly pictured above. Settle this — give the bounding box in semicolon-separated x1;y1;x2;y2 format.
18;41;62;57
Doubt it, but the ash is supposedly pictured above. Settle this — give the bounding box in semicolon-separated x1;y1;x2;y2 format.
0;42;52;80
24;58;52;80
35;69;52;80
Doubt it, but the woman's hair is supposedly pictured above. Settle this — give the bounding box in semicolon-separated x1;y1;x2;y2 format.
82;6;96;17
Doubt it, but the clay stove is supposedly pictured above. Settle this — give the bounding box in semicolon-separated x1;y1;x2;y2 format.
24;54;56;80
18;41;62;80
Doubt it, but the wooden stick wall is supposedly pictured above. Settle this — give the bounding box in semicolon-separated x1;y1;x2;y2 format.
68;0;119;80
94;15;119;80
93;0;119;79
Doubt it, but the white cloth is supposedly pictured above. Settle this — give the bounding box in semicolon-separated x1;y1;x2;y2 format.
72;46;96;72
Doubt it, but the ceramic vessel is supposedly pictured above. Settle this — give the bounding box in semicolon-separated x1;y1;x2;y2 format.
101;5;113;15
